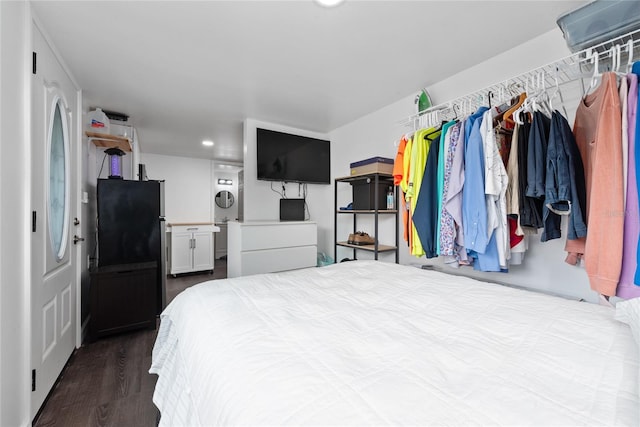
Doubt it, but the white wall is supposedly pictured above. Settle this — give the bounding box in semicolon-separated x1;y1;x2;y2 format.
330;28;599;303
243;119;333;254
141;153;214;224
0;1;31;425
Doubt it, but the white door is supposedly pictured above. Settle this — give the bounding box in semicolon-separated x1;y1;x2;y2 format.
31;24;79;419
193;231;214;271
171;232;194;275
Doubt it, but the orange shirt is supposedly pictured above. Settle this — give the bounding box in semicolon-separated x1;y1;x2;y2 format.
393;135;411;244
393;136;408;187
566;72;624;296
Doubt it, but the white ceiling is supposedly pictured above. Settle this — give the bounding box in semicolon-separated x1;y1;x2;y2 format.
32;0;586;164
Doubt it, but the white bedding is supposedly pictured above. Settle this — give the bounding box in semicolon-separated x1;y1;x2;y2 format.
150;260;639;426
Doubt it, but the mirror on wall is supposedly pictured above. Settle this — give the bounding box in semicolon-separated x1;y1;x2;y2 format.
215;190;234;208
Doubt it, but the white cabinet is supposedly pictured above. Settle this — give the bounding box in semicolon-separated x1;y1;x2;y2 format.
169;224;219;276
228;221;317;278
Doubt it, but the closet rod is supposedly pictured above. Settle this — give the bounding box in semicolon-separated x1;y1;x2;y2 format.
399;27;640;128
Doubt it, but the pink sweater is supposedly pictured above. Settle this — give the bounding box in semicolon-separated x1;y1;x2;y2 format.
566;72;624;296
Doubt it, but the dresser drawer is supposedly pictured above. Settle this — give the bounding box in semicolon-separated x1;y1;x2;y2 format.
241;223;317;251
240;245;317;276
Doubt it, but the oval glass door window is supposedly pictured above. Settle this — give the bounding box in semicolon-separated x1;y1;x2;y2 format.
48;100;69;261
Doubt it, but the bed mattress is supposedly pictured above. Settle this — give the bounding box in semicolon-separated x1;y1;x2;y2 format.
150;260;639;426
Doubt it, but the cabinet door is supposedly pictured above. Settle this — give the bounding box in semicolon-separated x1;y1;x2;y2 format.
170;232;193;274
192;231;214;271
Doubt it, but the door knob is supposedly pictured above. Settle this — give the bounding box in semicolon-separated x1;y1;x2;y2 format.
73;218;80;226
73;235;85;244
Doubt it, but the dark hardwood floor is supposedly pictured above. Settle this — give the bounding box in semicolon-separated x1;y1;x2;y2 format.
33;259;227;427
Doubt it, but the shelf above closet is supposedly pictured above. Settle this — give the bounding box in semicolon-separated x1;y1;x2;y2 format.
86;131;132;152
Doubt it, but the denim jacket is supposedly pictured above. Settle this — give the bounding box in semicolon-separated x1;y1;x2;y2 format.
542;111;587;242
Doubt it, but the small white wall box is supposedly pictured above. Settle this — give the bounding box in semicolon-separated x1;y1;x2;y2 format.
557;0;640;52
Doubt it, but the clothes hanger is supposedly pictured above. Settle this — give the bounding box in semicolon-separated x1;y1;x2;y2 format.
609;44;626;79
583;49;601;97
513;75;537;125
503;87;527;126
548;66;567;117
626;38;634;72
533;71;553;117
450;102;460;121
487;90;494;108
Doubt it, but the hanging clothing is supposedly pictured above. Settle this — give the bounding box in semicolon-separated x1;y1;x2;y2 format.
542;111;587;243
507;215;527;265
393;135;409;188
618;72;640;298
408;128;440;257
436;121;457;255
506;122;527;265
506;122;524;234
517;115;543;231
525;111;550;231
414;134;441;258
566;72;623;297
393;135;411;245
463;107;490;258
633;61;640;286
406;131;424;256
440;122;467;267
462;109;503;273
495;119;514;168
480;109;509;269
620;76;629;207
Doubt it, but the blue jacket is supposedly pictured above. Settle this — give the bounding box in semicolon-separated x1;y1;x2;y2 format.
542;111;587;242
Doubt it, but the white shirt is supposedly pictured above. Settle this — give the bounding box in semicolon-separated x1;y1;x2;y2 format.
480;109;509;269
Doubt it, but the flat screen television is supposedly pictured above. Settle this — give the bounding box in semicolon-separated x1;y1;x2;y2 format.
257;128;331;184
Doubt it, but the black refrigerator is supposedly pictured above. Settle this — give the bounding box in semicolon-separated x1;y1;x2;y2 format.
97;179;166;314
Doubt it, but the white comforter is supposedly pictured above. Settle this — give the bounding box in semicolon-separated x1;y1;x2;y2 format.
150;261;639;426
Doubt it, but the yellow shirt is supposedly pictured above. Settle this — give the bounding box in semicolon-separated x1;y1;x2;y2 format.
407;127;438;257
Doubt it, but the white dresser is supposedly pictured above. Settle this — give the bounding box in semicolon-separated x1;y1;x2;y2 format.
227;220;317;278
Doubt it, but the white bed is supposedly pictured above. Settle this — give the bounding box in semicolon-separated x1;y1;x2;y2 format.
150;260;640;426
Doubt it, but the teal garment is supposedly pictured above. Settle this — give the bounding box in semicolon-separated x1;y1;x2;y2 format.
435;121;457;255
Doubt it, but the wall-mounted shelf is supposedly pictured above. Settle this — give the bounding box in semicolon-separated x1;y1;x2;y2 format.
86;131;132;152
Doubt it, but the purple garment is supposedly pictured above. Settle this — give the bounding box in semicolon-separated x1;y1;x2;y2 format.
439;124;459;256
617;73;640;298
440;122;468;264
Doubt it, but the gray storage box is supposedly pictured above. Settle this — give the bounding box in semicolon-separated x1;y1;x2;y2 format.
557;0;640;52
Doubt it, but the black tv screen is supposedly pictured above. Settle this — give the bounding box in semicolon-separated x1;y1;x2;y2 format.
257;128;330;184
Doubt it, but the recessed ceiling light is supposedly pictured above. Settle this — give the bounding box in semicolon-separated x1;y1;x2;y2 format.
314;0;345;7
202;140;214;147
